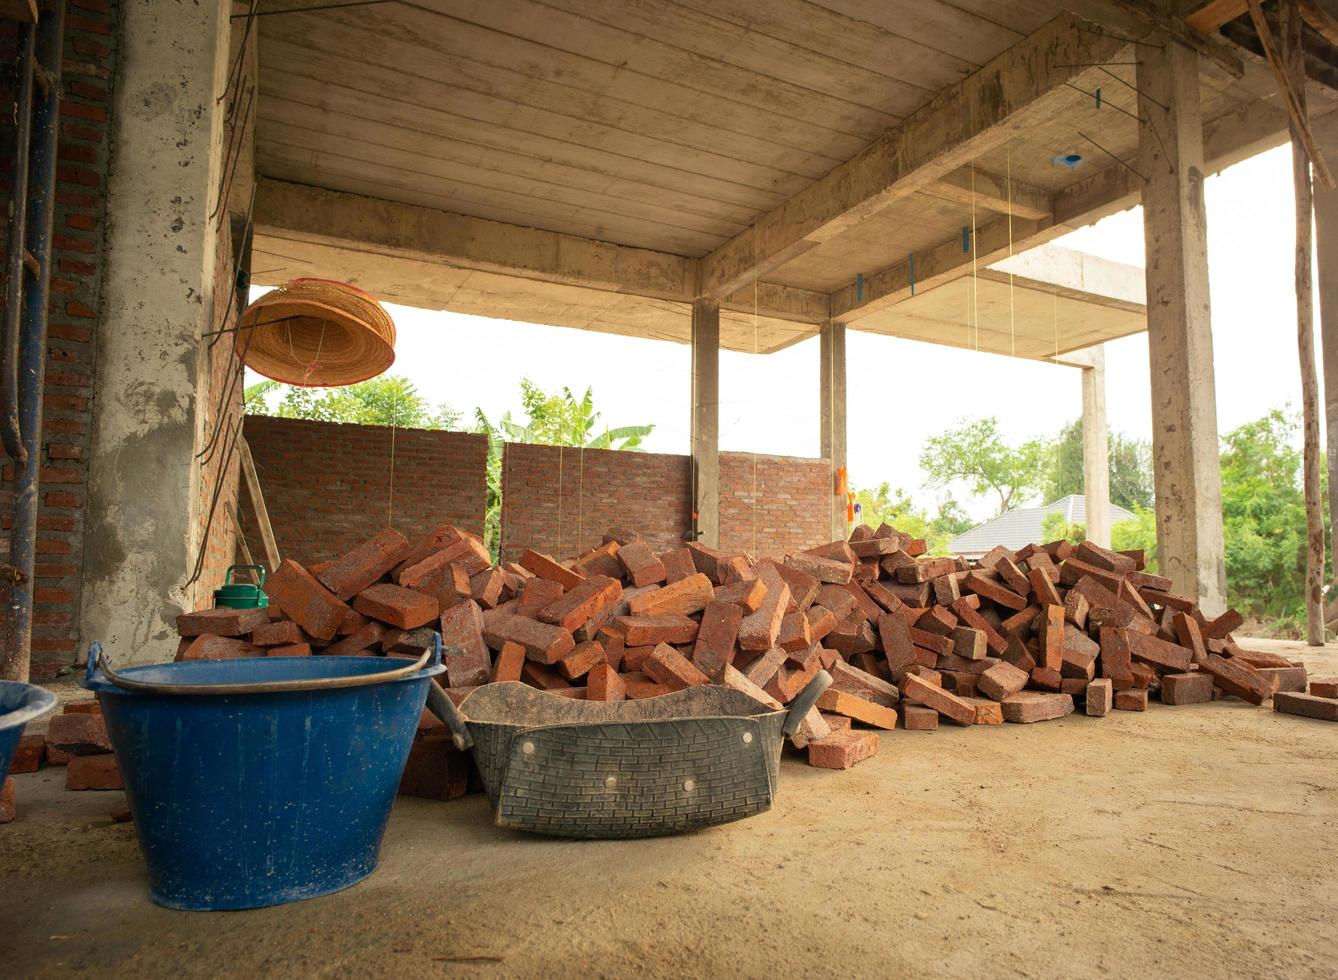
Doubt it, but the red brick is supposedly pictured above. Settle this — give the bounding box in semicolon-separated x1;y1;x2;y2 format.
558;641;606;681
714;577;766;613
66;753;122;790
9;733;46;773
521;660;571;691
250;620;305;647
469;567;505;609
176;634;260;662
644;643;710;690
660;547;696;584
615;540;666;587
616;614;698;646
315;528;410;600
493;641;526;682
815;689;897;729
784;552;852;585
1160;672;1213;705
1200;654;1274;705
901;704;938;730
538;575;622;633
519;550;584;590
807;729;878;769
46;712;110;755
978;660;1029;701
627;573;714;617
1084;677;1113;716
398;736;471;801
1274;691;1338;721
437;600;491;687
1254;666;1307;693
175;605;269;638
738;564;790;652
267;560;349;641
586;661;626;700
902;673;975;725
516;577;564;618
1309;678;1338;698
353;583;439;629
691;601;743;679
483;612;574;664
1000;691;1075;723
268;643;312;657
1114;688;1149;711
1201;608;1244;640
324;620;387;657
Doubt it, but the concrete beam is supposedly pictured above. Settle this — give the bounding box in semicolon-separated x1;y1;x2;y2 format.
696;13;1128;298
254;178;829;326
982;244;1146;311
82;0;231;662
1081;346;1112;549
691;299;720;548
926;167;1052;222
819;321;847;542
832;95;1304;327
1136;27;1227;613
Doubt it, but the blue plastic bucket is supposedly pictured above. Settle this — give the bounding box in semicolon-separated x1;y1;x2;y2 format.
0;679;57;781
82;638;443;911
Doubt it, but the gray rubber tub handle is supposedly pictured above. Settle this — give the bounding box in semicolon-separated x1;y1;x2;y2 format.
782;669;832;737
426;678;475;751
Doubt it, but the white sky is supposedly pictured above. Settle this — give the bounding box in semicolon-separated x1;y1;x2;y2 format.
249;144;1320;523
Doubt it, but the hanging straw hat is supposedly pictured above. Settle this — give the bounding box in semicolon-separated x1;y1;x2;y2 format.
237;278;396;387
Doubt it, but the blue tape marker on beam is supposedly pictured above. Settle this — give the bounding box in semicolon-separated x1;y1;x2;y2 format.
856;271;863;304
961;226;970;253
1095;86;1102;109
909;255;916;296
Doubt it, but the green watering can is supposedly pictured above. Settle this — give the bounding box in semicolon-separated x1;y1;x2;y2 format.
214;564;269;610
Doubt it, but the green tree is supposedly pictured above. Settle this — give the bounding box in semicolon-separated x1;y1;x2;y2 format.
244;375;460;430
1047;419;1154;511
1111;506;1157;571
1041;510;1085;545
852;482;971;556
920;417;1052;516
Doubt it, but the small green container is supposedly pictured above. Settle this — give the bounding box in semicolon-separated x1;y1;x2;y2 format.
214;564;268;610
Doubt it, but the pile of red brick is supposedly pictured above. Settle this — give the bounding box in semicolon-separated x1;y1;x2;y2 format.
167;522;1324;784
2;699;125;823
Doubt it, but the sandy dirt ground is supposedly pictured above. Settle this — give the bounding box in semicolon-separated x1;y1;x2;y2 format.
4;638;1338;979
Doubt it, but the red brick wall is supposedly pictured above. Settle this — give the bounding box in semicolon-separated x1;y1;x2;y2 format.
0;3;119;678
499;443;832;561
500;444;692;561
240;416;488;566
719;452;833;558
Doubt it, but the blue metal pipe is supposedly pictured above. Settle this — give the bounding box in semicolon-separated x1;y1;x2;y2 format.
3;0;65;683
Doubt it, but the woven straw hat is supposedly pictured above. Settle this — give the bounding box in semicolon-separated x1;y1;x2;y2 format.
237;278;396;387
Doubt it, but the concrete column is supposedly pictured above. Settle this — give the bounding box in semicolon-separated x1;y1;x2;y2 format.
1081;346;1111;548
1135;28;1227;613
819;320;848;540
691;298;720;547
81;0;231;662
1314;115;1338;593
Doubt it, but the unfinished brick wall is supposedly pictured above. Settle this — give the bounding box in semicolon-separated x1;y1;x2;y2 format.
719;452;833;559
240;416;489;566
499;443;831;562
500;444;693;561
0;3;120;678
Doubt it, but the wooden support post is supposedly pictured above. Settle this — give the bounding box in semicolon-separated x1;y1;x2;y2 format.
1081;347;1111;549
1282;0;1326;645
691;299;720;548
1135;21;1228;613
238;435;280;572
1314;115;1338;629
819;319;848;541
226;501;255;569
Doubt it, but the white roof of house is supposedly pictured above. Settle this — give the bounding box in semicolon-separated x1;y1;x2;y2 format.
948;495;1138;556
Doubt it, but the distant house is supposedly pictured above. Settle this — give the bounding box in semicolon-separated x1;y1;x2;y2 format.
948;495;1137;560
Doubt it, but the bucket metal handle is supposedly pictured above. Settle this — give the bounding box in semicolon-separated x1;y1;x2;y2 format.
782;669;832;737
85;635;441;696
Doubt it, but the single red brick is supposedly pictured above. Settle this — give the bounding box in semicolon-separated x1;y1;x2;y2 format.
1309;678;1338;698
644;643;710;690
582;661;623;701
176;634;260;662
66;753;122;790
807;729;878;769
617;614;699;647
316;528;411;600
398;735;471;801
1160;672;1213;705
616;540;667;587
9;733;46;773
1114;688;1148;711
353;583;439;630
627;573;714;617
1085;677;1113;716
560;641;607;682
268;643;312;657
659;547;696;584
738;564;790;651
519;550;584;590
438;600;492;687
469;567;505;609
1274;691;1338;721
902;673;976;725
714;577;767;613
516;577;564;618
1000;691;1075;723
250;620;305;647
324;620;387;657
692;601;743;679
493;641;526;682
483;612;574;664
175;605;269;638
900;704;938;730
538;575;622;633
521;660;571;691
267;559;349;641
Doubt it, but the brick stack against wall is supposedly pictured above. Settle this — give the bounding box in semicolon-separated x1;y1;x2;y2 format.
240;416;488;566
500;443;831;563
719;452;831;561
0;3;119;679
